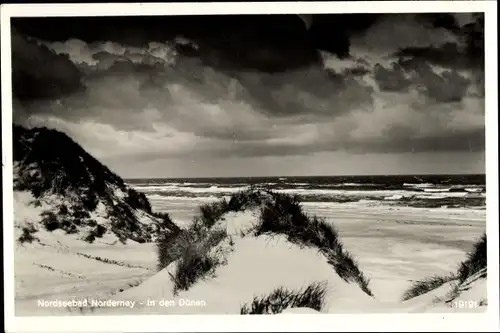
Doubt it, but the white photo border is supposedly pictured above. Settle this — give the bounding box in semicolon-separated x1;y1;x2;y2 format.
2;1;498;332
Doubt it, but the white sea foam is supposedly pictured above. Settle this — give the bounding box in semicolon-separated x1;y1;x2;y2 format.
134;183;481;207
465;188;484;193
403;183;435;188
132;184;250;194
423;188;451;193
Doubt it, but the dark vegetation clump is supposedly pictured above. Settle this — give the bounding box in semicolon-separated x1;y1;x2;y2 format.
60;220;78;234
240;282;328;314
125;188;152;213
81;224;108;242
18;224;39;244
58;204;69;215
93;224;107;238
151;211;181;234
71;206;91;219
40;211;60;231
39;209;107;240
83;232;96;243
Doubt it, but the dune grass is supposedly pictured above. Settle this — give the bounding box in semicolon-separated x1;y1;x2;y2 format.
240;281;328;314
157;218;223;270
151;211;181;234
457;233;486;283
157;189;264;291
168;224;228;295
198;188;265;228
199;201;230;228
157;216;229;294
156;189;372;297
401;274;457;301
401;233;487;301
254;192;373;296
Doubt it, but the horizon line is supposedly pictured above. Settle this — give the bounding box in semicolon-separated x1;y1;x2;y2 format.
123;173;486;180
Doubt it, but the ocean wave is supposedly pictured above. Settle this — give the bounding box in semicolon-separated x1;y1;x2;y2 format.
134;185;250;194
132;182;485;194
136;183;483;198
423;188;451;193
147;192;485;210
403;183;435;188
129;177;486;211
464;188;484;193
148;194;226;202
141;186;484;208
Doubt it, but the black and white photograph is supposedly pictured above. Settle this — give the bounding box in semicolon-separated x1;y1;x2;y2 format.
1;1;498;331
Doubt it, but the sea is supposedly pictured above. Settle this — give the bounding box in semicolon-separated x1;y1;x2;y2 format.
127;174;486;225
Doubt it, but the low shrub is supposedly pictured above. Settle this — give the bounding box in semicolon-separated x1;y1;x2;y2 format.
60;220;78;234
41;211;60;231
82;232;96;243
18;224;39;244
93;224;107;238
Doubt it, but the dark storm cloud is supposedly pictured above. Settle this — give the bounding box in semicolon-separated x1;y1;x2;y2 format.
373;63;412;92
103;125;485;162
393;13;484;70
205;124;485;159
223;68;374;118
395;43;483;70
11;29;84;101
415;65;470;103
10;13;485;160
357;128;485;154
25;45;374;135
12;15;325;73
369;13;483;102
385;58;472;103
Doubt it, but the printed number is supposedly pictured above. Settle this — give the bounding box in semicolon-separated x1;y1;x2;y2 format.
453;300;478;308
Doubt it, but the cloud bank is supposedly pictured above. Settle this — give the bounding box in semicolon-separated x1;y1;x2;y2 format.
11;13;485;176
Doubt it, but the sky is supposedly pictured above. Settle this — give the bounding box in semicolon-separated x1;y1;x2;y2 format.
11;13;485;178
